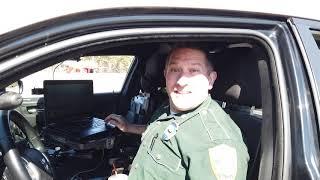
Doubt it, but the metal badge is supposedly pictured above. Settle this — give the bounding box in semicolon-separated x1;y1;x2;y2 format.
162;121;179;141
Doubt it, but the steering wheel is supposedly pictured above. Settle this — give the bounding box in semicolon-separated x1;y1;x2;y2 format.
0;110;54;180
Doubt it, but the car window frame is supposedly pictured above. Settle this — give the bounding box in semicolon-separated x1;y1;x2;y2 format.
0;26;287;179
289;18;320;123
287;17;320;179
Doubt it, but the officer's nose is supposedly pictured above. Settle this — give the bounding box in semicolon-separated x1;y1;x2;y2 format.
176;74;189;87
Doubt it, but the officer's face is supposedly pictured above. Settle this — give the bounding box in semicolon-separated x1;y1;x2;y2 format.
164;48;217;113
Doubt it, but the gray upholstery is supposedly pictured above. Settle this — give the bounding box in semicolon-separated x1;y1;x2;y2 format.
212;45;262;108
211;44;265;180
140;44;170;93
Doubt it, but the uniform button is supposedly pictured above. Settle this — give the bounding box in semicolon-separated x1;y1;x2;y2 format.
156;121;161;125
142;142;146;147
134;164;139;169
156;154;161;160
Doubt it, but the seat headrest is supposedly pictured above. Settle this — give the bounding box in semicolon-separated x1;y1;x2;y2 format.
140;44;171;93
211;44;264;108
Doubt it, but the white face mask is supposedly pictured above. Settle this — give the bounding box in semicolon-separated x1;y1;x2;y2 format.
164;48;216;112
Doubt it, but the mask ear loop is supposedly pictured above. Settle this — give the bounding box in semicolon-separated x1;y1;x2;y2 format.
112;163;118;175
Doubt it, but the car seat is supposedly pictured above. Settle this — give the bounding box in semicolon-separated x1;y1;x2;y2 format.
211;43;265;180
140;44;170;122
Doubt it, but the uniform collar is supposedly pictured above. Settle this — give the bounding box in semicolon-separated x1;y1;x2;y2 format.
157;95;212;124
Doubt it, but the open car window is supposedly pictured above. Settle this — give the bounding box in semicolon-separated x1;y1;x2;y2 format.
1;32;276;179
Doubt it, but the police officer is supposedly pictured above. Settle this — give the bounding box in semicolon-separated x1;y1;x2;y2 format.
106;44;249;180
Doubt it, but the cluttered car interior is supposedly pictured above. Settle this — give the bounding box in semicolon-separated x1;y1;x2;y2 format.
0;35;274;180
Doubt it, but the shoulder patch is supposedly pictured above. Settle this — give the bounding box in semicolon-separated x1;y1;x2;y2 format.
208;144;237;180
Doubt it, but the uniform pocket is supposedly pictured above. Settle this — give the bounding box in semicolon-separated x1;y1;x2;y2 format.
147;138;182;172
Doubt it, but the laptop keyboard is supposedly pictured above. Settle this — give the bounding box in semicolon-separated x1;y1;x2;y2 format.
77;118;105;128
47;118;106;135
92;119;105;128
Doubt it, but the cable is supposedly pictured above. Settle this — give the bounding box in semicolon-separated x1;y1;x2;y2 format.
70;149;105;180
52;61;64;80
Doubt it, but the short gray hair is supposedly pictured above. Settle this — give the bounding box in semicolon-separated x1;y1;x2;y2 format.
165;42;214;71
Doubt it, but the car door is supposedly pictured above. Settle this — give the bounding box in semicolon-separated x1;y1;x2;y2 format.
287;18;320;179
1;8;320;180
289;18;320;121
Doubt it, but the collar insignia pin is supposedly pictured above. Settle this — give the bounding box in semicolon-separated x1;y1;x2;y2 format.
162;121;179;141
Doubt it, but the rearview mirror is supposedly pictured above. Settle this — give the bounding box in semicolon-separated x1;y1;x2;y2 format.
0;91;23;110
6;80;23;94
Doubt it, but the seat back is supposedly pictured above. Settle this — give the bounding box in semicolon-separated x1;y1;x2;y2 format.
211;43;265;180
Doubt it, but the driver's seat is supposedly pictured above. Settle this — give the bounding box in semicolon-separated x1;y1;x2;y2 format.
211;43;265;180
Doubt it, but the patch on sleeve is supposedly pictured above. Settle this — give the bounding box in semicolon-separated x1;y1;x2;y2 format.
208;144;237;180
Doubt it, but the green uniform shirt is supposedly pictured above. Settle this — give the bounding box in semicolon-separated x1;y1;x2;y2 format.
129;96;249;180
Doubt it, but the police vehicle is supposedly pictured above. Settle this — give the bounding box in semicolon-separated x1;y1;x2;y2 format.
0;1;319;179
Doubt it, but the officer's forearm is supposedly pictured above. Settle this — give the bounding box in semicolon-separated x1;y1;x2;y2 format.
125;124;147;134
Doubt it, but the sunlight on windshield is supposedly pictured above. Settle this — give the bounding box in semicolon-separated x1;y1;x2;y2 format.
11;55;135;97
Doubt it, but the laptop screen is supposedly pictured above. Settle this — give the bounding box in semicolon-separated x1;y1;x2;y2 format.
44;80;93;124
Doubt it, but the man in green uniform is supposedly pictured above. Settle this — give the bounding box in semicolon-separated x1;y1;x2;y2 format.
106;44;249;180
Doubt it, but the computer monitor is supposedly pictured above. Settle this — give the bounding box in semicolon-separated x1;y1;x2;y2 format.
43;80;93;124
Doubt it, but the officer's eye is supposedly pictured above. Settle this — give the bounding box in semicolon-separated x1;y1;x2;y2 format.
190;68;200;73
169;67;180;73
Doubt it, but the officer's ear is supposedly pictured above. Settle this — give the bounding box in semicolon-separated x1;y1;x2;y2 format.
163;68;167;79
163;59;169;78
208;70;217;90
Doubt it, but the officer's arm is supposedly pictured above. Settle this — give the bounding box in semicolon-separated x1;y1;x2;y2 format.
125;124;147;134
185;142;247;180
105;114;147;134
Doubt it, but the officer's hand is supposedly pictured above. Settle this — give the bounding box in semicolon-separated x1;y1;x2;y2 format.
105;114;129;132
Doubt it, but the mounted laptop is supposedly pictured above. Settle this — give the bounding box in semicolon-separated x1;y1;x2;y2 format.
43;80;114;150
